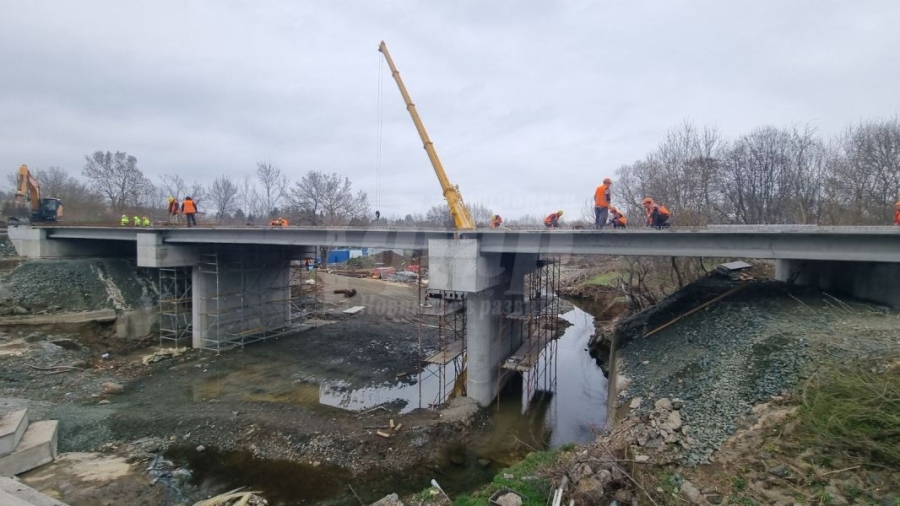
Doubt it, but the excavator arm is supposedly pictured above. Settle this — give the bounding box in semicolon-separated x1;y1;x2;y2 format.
378;41;476;230
15;165;41;211
4;165;61;222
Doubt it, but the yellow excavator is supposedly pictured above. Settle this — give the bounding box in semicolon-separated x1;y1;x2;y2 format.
3;165;63;223
378;41;476;230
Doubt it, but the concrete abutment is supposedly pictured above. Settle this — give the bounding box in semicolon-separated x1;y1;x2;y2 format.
776;259;900;307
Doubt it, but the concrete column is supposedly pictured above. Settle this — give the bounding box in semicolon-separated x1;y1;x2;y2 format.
192;247;293;350
777;259;900;307
136;233;199;267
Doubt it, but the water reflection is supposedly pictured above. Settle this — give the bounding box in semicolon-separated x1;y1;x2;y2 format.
194;308;607;447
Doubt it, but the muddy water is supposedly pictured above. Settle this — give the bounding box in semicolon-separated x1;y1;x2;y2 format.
182;307;607;504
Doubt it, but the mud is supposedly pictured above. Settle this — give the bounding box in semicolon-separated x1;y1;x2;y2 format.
0;269;536;505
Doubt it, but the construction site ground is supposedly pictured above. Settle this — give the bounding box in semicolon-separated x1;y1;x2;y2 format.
0;264;494;505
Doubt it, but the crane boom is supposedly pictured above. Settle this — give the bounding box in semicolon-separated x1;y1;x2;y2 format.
378;41;476;230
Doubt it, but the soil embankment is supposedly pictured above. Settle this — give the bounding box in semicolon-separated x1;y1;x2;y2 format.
543;271;900;505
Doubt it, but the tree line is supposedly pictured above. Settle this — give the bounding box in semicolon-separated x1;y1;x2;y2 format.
611;118;900;226
6;117;897;227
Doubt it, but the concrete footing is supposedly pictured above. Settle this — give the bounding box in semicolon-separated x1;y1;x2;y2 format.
0;409;28;457
0;420;58;477
0;477;69;506
776;259;900;306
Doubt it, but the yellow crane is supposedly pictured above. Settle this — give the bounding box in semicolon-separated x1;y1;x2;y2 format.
378;41;476;230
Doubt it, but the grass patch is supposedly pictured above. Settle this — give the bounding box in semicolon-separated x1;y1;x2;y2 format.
795;361;900;467
583;272;620;287
453;451;556;506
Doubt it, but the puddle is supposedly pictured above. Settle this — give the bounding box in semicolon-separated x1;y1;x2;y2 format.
193;308;608;446
193;309;607;445
168;446;500;506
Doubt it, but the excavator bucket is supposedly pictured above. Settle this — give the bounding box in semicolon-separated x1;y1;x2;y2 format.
2;201;30;222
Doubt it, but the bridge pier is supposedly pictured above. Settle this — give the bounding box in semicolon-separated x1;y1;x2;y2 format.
136;233;317;351
430;239;538;406
776;259;900;307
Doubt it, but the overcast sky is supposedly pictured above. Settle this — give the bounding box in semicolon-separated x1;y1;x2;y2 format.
2;1;898;219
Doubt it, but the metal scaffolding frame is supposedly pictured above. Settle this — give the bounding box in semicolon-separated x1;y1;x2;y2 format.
501;256;561;411
290;259;321;322
158;266;192;347
417;251;467;409
418;296;467;408
197;245;299;353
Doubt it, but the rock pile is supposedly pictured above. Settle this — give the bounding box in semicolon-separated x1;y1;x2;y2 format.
554;397;703;504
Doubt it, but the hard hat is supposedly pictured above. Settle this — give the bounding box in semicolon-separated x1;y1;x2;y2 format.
642;197;653;205
603;178;612;184
168;196;174;203
557;210;564;216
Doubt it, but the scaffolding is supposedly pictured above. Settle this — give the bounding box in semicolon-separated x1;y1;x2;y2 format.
158;266;192;347
500;256;561;411
197;245;301;353
417;252;467;409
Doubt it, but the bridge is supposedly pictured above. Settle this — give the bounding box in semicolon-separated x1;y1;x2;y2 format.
9;224;900;406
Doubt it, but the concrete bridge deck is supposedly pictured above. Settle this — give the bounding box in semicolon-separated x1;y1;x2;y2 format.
16;224;900;262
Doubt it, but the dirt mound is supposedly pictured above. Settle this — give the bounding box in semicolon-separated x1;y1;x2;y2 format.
3;259;156;313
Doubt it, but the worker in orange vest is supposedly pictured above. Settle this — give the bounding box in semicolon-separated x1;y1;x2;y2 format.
609;206;627;229
544;210;563;228
167;197;180;224
642;198;670;228
181;196;197;227
594;177;612;229
490;214;503;229
895;201;900;226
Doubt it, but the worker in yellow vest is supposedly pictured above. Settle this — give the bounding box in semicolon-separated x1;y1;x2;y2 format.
120;215;129;226
132;215;141;227
141;216;151;227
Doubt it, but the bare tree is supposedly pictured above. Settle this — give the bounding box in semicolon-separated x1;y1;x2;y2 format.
207;175;239;222
158;174;186;200
256;162;288;218
424;204;453;228
82;151;152;212
288;171;369;226
31;166;106;221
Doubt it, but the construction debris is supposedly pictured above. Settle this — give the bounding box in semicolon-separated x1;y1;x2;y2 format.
376;430;392;439
142;347;187;365
342;306;365;315
193;487;267;506
332;288;357;297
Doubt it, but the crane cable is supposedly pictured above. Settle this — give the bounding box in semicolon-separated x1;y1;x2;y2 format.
374;52;384;221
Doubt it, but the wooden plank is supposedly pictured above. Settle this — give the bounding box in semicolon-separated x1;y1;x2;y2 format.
502;330;556;372
424;340;464;365
342;306;366;315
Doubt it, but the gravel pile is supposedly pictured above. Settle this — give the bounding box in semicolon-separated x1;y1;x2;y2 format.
4;259;156;312
615;282;820;466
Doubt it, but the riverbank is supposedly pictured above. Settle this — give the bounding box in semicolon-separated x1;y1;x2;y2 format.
442;273;899;505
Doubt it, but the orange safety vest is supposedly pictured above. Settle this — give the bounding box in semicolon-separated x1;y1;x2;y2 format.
168;200;179;214
182;199;196;214
280;218;289;226
895;208;900;225
658;205;670;218
594;184;610;208
613;213;627;226
544;213;559;226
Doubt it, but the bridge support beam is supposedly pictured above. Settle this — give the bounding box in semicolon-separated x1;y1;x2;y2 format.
430;239;538;406
8;226;133;258
776;259;900;307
